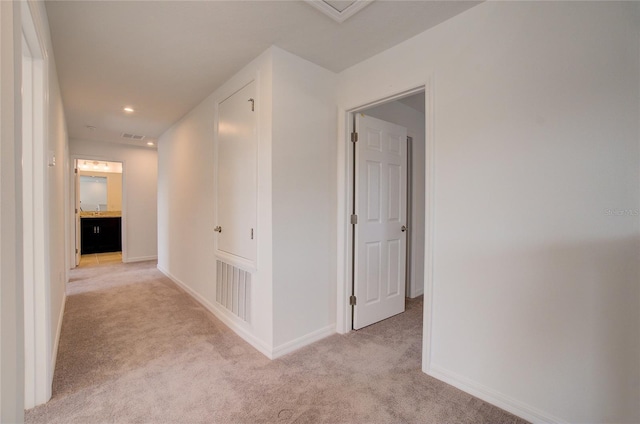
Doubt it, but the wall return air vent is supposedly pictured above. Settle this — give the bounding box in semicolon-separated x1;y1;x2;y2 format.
304;0;374;23
121;133;146;141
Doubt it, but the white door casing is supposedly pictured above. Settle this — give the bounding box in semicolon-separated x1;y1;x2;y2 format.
22;2;52;407
74;160;80;265
216;81;257;266
354;114;407;329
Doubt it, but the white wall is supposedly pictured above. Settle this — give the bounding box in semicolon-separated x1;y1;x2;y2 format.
271;47;337;350
364;99;426;298
0;1;25;421
158;46;338;357
338;2;640;423
1;0;69;417
158;49;275;353
69;139;157;262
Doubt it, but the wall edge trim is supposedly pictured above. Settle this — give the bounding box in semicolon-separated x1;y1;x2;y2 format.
124;255;157;263
48;292;66;403
157;265;273;359
409;289;424;299
427;364;568;424
272;324;336;359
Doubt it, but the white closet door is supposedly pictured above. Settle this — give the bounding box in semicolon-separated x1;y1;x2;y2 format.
217;81;257;264
354;114;407;329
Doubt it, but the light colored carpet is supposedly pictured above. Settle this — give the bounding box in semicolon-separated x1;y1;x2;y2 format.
25;261;528;424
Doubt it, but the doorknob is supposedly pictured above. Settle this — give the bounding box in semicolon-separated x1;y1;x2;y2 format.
401;225;407;232
214;226;222;233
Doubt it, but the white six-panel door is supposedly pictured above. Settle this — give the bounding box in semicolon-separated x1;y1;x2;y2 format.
354;114;407;330
216;81;257;264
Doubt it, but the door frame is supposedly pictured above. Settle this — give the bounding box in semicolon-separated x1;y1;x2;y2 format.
406;135;413;297
74;159;80;265
21;0;51;409
69;155;126;263
336;81;435;370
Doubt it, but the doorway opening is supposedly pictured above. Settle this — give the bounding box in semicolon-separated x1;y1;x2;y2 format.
345;88;428;332
74;159;124;267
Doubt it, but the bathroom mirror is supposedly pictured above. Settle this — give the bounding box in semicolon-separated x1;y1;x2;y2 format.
77;159;123;213
79;176;107;211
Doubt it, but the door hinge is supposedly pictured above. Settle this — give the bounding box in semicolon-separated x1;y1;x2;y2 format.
349;295;357;306
74;168;78;174
248;98;255;112
75;248;78;254
351;132;358;143
75;208;78;214
350;214;358;225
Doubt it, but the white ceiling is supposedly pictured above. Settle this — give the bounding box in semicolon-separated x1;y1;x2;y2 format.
45;1;480;148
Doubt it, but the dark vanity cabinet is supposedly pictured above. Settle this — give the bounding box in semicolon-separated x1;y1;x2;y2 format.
81;217;122;254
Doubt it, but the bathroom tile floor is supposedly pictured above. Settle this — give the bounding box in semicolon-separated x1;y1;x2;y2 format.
78;252;122;267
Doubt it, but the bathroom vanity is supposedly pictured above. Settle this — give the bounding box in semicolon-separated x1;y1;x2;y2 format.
80;215;122;254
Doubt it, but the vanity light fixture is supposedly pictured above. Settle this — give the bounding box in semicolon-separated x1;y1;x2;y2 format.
123;106;134;113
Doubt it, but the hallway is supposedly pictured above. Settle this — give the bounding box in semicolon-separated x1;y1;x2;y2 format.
25;262;524;424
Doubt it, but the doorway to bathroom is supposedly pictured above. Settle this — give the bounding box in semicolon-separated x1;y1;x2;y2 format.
75;159;123;267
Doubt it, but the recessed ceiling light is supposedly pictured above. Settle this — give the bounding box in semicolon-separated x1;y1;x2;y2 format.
86;125;96;131
147;141;155;146
123;107;134;113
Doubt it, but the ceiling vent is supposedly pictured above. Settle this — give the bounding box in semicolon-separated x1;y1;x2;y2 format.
121;133;146;141
304;0;374;23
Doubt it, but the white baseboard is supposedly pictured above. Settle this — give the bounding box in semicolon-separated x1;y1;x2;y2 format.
157;265;273;358
409;288;424;298
158;265;337;361
50;293;66;385
124;255;157;263
427;364;568;424
272;324;335;359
